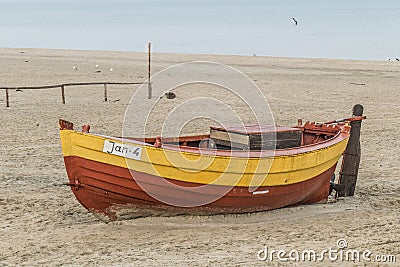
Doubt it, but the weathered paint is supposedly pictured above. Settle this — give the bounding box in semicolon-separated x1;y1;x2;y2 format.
59;121;350;220
64;156;335;220
60;128;349;187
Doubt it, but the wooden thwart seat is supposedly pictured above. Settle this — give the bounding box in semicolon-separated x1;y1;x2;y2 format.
210;124;302;150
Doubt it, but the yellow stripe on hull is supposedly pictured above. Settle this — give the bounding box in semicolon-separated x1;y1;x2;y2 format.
60;130;348;187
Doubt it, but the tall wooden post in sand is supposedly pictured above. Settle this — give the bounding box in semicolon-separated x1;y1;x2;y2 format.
147;42;152;99
338;104;364;197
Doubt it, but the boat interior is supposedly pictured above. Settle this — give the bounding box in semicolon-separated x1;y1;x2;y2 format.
135;122;343;151
59;119;343;152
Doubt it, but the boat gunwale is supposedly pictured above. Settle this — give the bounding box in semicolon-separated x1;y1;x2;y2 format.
68;124;350;159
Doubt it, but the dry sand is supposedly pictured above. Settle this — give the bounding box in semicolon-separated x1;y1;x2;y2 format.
0;48;399;266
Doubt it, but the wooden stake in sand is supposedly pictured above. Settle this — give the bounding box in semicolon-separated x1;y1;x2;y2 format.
61;85;65;104
338;104;364;197
148;42;152;99
104;83;108;102
6;88;10;107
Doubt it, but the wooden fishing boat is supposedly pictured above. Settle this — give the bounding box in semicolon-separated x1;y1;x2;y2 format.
59;117;360;221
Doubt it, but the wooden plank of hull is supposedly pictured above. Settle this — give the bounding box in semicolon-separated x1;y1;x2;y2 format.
64;156;334;221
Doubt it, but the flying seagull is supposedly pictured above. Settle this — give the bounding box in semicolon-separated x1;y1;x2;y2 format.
291;17;298;26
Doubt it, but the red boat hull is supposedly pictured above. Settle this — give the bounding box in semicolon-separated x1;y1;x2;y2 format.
64;156;334;220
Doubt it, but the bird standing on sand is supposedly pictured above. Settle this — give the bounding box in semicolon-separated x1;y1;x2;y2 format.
291;17;298;26
73;66;78;71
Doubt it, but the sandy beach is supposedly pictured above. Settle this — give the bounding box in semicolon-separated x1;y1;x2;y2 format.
0;48;399;266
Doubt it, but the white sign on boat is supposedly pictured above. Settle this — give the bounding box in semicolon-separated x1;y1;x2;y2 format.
103;140;142;160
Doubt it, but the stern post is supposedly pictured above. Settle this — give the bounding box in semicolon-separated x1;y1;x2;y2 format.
337;104;364;197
